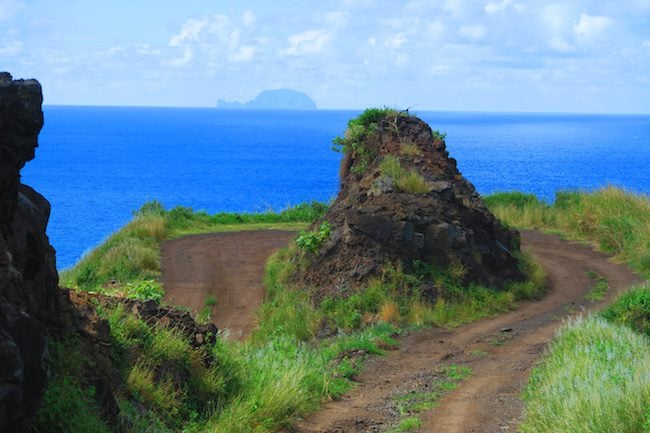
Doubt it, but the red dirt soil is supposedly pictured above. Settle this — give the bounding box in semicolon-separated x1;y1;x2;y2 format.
162;230;296;340
162;229;642;432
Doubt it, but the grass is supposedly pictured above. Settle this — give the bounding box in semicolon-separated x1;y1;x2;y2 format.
521;316;650;433
60;200;327;295
584;271;609;302
485;187;650;279
29;339;111;433
379;155;433;194
489;188;650;433
389;365;472;432
601;282;650;336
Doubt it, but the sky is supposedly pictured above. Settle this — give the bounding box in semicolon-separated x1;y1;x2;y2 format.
1;0;649;113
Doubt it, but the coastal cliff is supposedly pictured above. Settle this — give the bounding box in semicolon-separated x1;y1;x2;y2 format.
0;72;60;431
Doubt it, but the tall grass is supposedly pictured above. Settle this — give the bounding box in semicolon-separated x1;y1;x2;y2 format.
485;186;650;278
521;316;650;433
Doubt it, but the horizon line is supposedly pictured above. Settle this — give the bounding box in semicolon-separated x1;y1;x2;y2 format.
42;103;650;117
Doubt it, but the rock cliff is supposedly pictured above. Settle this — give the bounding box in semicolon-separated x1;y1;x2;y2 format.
0;72;58;431
296;111;523;298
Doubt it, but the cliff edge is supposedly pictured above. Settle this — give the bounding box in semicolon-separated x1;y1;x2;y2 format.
0;72;59;431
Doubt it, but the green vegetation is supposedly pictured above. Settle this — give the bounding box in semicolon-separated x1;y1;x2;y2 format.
601;283;650;336
379;155;433;194
332;107;404;174
585;271;609;302
295;221;332;253
61;200;327;294
485;186;650;278
521;315;650;433
391;365;472;428
29;339;111;433
489;188;650;433
257;240;547;341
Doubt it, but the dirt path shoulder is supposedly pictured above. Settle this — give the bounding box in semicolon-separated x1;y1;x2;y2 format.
162;230;296;340
161;229;641;432
292;230;642;433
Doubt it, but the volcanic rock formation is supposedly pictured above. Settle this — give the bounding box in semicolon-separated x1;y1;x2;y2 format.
0;72;59;431
297;112;523;297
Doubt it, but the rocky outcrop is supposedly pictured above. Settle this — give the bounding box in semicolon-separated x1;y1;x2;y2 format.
296;113;523;297
0;72;59;432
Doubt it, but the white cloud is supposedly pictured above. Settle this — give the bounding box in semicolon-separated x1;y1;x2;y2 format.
384;33;407;49
325;11;350;29
548;37;574;52
425;20;446;42
229;45;256;62
459;25;487;41
368;37;377;47
242;10;256;27
0;0;24;21
280;30;329;56
0;38;22;55
135;44;161;56
485;0;524;14
430;64;450;75
170;18;208;47
574;14;614;39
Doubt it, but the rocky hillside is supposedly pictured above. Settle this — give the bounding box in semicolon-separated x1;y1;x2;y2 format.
0;72;220;433
0;72;61;431
295;109;523;298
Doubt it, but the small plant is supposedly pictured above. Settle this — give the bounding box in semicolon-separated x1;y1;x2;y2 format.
585;271;609;302
333;107;404;174
124;279;164;302
400;142;421;157
379;156;432;194
432;129;447;140
204;294;217;307
296;221;332;253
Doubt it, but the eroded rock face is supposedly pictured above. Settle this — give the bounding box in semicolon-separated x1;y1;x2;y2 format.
0;72;56;432
298;114;523;297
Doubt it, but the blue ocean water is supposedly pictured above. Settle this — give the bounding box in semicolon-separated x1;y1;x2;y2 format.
21;107;650;270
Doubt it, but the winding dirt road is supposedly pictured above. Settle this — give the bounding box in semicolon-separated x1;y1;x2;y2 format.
161;229;641;432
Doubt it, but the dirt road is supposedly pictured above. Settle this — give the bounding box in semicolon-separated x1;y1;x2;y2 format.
162;230;296;340
293;231;642;433
161;229;641;432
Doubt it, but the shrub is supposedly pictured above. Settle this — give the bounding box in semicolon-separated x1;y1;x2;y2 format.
295;221;332;253
601;283;650;336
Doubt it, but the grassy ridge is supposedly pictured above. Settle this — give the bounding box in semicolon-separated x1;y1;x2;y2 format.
485;186;650;278
46;188;549;432
487;187;650;433
61;200;327;293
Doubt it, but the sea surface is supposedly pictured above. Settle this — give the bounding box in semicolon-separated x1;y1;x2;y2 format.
21;107;650;270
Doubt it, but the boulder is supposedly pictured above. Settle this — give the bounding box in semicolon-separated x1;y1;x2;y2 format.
295;113;523;298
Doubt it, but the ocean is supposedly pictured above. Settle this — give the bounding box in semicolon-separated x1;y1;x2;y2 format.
21;107;650;270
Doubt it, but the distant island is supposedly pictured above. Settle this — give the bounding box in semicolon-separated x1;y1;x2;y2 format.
217;88;317;110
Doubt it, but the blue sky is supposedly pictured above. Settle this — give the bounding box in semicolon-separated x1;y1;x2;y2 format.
1;0;649;113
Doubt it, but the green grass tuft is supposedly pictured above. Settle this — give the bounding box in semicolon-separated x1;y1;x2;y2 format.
521;316;650;433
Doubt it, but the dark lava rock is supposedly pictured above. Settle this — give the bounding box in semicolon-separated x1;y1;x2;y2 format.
296;114;523;298
0;72;57;432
